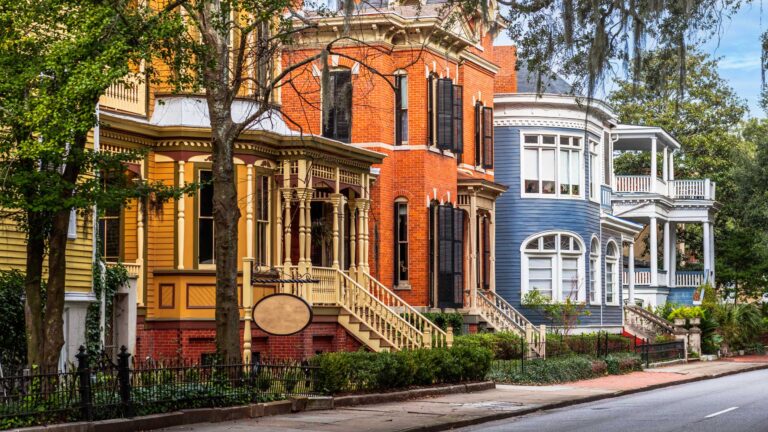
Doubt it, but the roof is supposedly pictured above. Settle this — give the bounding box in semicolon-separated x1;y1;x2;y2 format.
515;63;578;95
612;124;682;151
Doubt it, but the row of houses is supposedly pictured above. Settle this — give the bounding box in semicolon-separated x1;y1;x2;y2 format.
0;0;718;363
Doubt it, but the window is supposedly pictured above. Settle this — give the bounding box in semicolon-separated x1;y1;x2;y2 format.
605;242;619;305
394;199;409;285
198;170;215;265
322;69;352;142
523;134;582;198
395;75;408;145
99;207;121;262
474;103;494;168
427;75;463;153
589;237;600;304
477;215;491;290
522;232;584;301
255;174;270;267
589;140;599;201
431;203;465;308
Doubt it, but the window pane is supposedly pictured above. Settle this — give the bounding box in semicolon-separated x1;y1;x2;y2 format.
525;239;539;250
562;257;578;300
570;150;580;191
399;76;408;105
105;218;120;259
529;257;552;298
542;235;556;250
559;150;570;194
541;149;556;194
199;219;214;264
398;243;408;281
542;135;556;145
400;111;409;142
524;135;538;144
524;148;539;193
199;170;213;217
560;234;571;251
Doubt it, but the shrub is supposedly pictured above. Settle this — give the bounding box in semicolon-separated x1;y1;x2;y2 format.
605;353;642;375
490;356;607;385
311;344;493;394
421;312;464;335
0;270;27;370
453;332;525;360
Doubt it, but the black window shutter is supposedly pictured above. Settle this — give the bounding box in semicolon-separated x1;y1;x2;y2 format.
436;78;454;150
482;106;494;168
452;208;464;306
474;103;482;166
427;75;434;146
334;71;352;142
482;217;490;290
453;85;463;154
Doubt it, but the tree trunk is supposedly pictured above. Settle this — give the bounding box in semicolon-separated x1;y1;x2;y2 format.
43;206;71;370
24;210;46;369
211;127;242;364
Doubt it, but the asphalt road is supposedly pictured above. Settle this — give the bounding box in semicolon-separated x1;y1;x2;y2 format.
457;369;768;432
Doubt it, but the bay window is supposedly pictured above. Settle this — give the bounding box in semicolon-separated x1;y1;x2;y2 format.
522;232;584;302
523;134;583;198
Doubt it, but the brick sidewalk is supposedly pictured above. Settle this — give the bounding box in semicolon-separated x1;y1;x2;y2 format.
158;356;768;432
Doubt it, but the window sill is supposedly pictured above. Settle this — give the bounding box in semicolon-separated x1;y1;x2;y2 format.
394;282;412;291
427;146;457;159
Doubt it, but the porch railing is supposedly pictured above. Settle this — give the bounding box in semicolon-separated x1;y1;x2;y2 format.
615;175;652;193
99;73;147;116
676;271;705;287
615;176;716;201
671;179;716;200
623;269;668;286
358;271;450;348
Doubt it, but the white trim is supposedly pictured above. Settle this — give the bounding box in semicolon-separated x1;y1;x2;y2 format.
521;231;586;303
519;130;586;200
604;240;620;305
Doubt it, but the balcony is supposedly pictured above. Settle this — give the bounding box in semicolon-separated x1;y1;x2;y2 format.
99;74;147;117
615;176;716;201
622;269;705;288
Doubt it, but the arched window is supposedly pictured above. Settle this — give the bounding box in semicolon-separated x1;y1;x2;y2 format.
522;232;584;301
394;198;409;286
589;237;600;304
605;241;619;305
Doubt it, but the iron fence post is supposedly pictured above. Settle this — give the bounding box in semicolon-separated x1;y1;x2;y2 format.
76;346;93;421
118;346;134;417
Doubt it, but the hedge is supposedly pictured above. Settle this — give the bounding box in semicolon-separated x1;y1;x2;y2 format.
310;345;493;394
453;332;525;360
605;353;643;375
488;353;643;385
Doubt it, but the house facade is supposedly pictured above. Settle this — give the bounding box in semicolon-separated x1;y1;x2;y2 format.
492;47;718;334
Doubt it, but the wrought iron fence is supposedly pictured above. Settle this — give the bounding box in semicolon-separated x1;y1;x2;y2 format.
0;347;320;430
635;340;685;367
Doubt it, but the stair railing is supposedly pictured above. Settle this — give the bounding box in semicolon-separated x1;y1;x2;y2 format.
477;290;546;357
624;304;675;337
359;271;451;348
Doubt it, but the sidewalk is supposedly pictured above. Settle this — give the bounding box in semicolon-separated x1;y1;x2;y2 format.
159;356;768;432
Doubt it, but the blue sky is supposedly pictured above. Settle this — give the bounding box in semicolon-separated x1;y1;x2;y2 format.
495;4;765;118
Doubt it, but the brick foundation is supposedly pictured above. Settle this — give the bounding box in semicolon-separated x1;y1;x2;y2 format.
135;315;364;362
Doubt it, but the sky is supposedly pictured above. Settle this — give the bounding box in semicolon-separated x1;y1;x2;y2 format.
494;3;766;118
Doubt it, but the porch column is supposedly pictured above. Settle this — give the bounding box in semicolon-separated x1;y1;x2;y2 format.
242;257;253;364
663;220;670;286
628;242;636;305
176;160;185;270
650;138;658;193
356;199;370;276
275;184;283;268
246;164;254;259
669;151;676;181
662;147;669;182
710;223;716;282
136;161;145;306
298;192;307;274
348;199;357;278
490;201;497;292
670;223;677;287
703;221;712;283
282;189;293;272
468;191;478;308
649;216;658;286
331;194;342;269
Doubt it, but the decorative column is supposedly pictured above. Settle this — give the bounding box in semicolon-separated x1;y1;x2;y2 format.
628;242;636;305
356;199;370;278
489;201;497;292
242;257;254;365
348;200;357;278
177;160;185;269
298;192;307;271
282;161;293;277
649;216;658;286
275;183;283;269
650;138;658;193
468;191;478;309
669;223;677;288
703;221;712;283
663;220;670;286
669;151;676;181
136;159;145;306
662;147;669;182
304;189;314;271
710;223;716;282
331;194;341;269
246;164;254;259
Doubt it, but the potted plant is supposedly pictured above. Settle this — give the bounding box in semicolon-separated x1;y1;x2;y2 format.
688;317;701;326
673;318;686;327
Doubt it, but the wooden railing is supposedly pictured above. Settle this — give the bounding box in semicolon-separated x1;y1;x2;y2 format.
623;270;652;286
624;304;675;339
676;271;705;287
337;270;425;350
309;266;338;305
671;179;716;200
359;272;450;348
616;176;652;193
99;73;147;116
106;261;141;278
477;290;545;357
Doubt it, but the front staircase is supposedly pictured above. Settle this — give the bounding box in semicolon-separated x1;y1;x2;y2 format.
477;290;546;357
623;304;675;342
284;267;450;352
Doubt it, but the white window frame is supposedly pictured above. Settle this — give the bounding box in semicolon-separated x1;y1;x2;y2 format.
605;240;619;305
520;131;585;200
589;139;600;203
589;236;601;304
521;231;586;302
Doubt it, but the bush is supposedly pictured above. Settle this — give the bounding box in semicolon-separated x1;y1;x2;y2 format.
453;332;525;360
545;333;632;357
0;270;27;370
490;356;607;385
421;312;464;335
311;344;493;394
605;353;642;375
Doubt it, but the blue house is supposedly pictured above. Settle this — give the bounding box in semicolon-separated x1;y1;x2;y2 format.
489;63;718;333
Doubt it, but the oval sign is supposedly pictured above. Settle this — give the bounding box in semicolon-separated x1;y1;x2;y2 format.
252;293;313;336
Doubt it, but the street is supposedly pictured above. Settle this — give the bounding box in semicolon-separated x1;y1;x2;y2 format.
458;368;768;432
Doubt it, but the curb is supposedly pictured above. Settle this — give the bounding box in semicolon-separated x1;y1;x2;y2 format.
398;363;768;432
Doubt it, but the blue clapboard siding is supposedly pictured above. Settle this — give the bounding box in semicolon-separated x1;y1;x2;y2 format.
667;288;696;305
494;125;623;327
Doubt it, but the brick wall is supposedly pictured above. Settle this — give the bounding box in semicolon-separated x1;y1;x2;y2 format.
493;45;517;94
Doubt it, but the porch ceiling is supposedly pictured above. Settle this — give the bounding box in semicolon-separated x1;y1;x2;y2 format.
612;125;681;151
